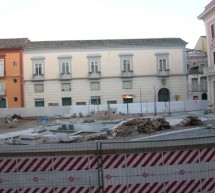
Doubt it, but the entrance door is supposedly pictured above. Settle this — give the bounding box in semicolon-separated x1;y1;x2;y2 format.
158;88;170;102
202;93;207;100
0;98;6;108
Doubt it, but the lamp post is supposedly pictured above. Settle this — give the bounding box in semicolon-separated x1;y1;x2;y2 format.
140;87;143;116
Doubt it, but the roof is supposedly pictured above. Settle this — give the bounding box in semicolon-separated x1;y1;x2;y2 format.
198;0;215;20
0;38;30;49
27;38;187;49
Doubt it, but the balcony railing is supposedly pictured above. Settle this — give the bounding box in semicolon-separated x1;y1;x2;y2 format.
204;66;215;75
32;74;45;81
188;69;204;75
88;72;101;79
59;73;72;80
189;85;207;92
121;71;133;78
158;69;170;77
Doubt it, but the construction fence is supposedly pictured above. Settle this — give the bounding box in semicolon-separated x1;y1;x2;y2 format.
0;136;214;193
0;100;208;118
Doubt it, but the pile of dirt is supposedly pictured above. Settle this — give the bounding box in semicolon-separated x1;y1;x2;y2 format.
93;110;124;120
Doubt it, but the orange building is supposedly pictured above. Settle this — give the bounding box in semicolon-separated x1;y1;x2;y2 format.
0;38;29;108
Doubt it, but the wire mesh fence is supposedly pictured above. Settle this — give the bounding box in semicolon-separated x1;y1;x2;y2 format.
0;136;214;193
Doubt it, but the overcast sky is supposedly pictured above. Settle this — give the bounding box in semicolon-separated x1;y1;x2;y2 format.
0;0;211;48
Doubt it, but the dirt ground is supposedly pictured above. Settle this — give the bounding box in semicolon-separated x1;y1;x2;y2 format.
0;113;215;136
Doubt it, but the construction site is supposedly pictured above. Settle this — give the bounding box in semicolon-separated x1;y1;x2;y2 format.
0;108;215;192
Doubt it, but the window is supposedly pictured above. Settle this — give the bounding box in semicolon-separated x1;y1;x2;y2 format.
156;53;169;71
0;82;4;94
200;77;207;92
62;97;72;106
192;78;198;91
14;97;18;102
76;102;86;105
34;84;44;93
91;96;101;105
90;82;100;90
123;81;132;89
159;59;167;71
58;57;71;74
213;52;215;65
0;59;4;77
119;54;133;72
88;56;101;73
61;83;71;91
35;99;44;107
211;24;215;39
32;57;45;76
12;62;17;67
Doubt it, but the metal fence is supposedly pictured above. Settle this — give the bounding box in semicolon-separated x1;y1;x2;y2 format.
0;100;208;118
0;136;214;193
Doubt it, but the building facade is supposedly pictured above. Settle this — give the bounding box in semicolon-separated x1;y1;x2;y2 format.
187;49;208;100
198;0;215;107
0;38;29;108
23;38;188;107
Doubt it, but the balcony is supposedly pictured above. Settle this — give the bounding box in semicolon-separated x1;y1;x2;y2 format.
88;72;101;79
188;85;207;92
204;66;215;76
121;71;133;78
32;74;44;81
158;69;170;77
59;73;72;80
189;69;203;75
0;90;5;96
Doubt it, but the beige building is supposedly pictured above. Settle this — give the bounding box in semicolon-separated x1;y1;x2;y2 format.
198;0;215;108
23;38;188;107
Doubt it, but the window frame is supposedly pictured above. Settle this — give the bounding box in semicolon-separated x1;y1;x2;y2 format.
87;55;101;73
123;80;132;89
0;59;4;77
155;53;169;71
58;56;72;75
90;82;100;91
35;99;45;107
34;84;44;93
31;57;45;76
61;83;71;92
119;54;133;72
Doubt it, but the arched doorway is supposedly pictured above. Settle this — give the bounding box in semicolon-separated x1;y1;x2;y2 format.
158;88;170;102
202;93;207;100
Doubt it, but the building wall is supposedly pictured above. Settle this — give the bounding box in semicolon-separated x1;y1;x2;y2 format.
0;50;24;108
24;46;187;107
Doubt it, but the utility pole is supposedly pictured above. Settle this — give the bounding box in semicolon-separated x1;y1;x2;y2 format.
154;86;157;116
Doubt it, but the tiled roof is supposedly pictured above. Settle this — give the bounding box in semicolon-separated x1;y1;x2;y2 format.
0;38;30;49
27;38;187;49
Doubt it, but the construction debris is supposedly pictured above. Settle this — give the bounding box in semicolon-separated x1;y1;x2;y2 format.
111;118;171;137
178;116;203;127
83;132;107;141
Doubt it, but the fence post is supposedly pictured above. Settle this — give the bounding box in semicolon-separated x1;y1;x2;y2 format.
96;141;104;193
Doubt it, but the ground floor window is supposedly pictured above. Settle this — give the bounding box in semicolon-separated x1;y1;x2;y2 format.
62;97;72;106
76;102;86;105
91;96;101;105
158;88;170;102
123;95;133;103
35;99;44;107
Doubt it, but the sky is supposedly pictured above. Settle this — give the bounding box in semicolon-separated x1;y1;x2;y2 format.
0;0;212;48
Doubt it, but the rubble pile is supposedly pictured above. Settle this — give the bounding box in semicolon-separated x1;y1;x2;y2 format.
178;116;203;127
111;118;171;137
93;110;123;121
